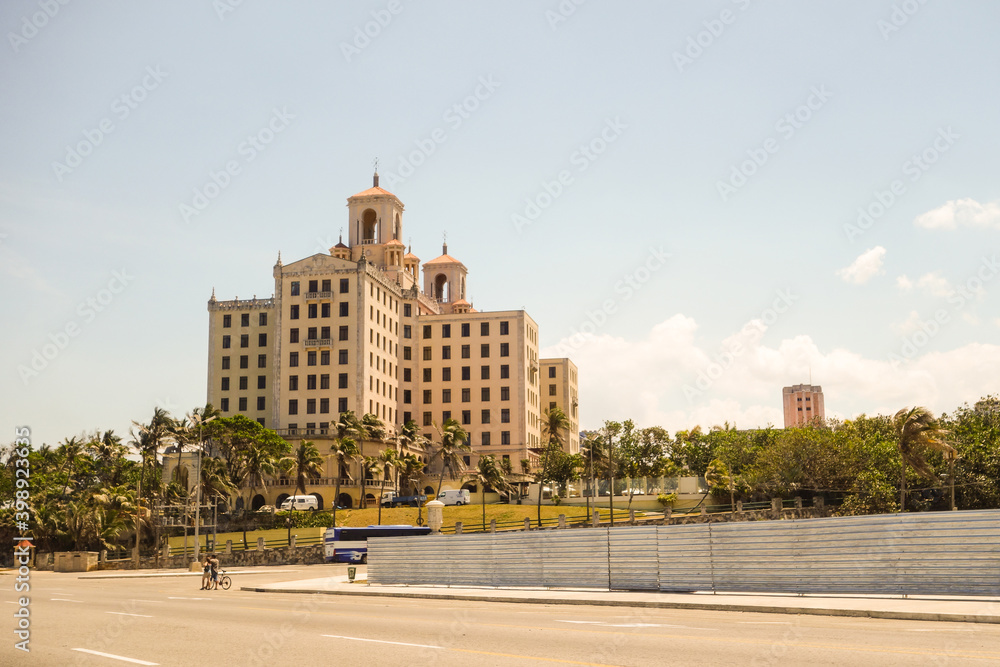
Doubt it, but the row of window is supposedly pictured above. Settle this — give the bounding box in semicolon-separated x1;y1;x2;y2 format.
421;321;510;338
221;354;267;370
288;374;349;391
220;376;267;391
289;278;350;296
289;302;349;319
403;386;512;404
289;326;348;343
407;364;512;383
413;343;509;361
221;333;267;349
222;312;268;328
289;397;348;415
289;350;348;367
219;396;267;412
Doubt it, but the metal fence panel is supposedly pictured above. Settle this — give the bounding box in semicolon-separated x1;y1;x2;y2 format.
609;527;658;590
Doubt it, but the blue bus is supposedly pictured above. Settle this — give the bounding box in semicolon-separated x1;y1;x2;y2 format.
323;525;431;564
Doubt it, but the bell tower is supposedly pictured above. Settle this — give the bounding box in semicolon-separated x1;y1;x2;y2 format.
422;240;468;305
346;170;404;248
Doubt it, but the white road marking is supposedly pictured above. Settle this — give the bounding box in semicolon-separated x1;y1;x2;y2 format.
907;628;976;632
71;648;158;665
129;599;164;604
51;598;83;603
739;621;792;624
167;596;211;600
107;611;153;618
556;620;712;630
322;634;442;649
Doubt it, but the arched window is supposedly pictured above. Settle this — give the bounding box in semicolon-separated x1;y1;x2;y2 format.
434;274;449;301
393;213;400;239
362;209;377;243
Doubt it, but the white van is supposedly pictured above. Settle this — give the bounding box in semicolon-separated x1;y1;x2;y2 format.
279;495;318;511
437;489;471;506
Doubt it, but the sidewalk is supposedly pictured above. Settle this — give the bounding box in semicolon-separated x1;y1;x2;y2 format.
242;573;1000;625
78;567;303;579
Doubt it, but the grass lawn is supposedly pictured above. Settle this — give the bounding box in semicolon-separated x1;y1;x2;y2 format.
333;503;629;529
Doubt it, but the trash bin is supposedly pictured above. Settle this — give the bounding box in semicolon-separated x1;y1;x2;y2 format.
347;566;356;582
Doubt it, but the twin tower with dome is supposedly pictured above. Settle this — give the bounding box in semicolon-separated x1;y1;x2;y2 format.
204;173;578;510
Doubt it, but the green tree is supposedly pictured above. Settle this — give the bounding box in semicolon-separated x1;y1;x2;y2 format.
432;419;470;497
894;407;953;511
465;454;511;531
330;415;361;527
536;407;571;527
281;441;324;497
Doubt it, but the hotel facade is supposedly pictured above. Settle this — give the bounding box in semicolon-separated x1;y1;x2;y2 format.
204;175;578;509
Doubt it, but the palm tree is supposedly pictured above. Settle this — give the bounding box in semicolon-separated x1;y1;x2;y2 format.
465;455;511;531
432;419;470;497
537;407;571;528
580;432;607;515
281;441;324;497
237;443;278;549
330;416;361;527
376;448;399;525
894;407;954;511
55;436;85;490
360;455;382;510
396;453;424;497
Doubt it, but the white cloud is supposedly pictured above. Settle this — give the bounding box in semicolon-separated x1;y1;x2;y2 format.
893;310;923;335
836;246;886;285
543;315;1000;434
914;198;1000;230
916;271;952;297
896;275;913;291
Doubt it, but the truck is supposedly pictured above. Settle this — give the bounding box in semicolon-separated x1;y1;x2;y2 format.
380;491;427;508
437;489;471;506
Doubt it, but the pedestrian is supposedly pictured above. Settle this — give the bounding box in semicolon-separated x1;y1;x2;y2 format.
200;555;211;590
209;554;220;590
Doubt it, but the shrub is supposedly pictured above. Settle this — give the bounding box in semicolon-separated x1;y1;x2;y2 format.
656;493;677;507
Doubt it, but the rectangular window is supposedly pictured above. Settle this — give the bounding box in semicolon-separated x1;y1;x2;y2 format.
462;410;471;425
549;401;556;410
501;386;510;401
320;350;330;365
321;279;331;292
290;305;299;320
481;366;490;380
308;326;318;340
289;399;298;415
481;322;490;336
321;326;330;339
221;356;230;370
307;375;317;390
403;368;411;382
481;344;489;358
403;325;412;339
403;347;411;361
481;409;490;424
259;333;267;347
338;397;348;413
320;398;330;414
423;347;432;361
339;302;349;317
482;432;491;446
238;397;247;411
500;342;509;357
442;324;451;338
549;384;557;396
404;303;411;317
338;350;348;365
423;412;432;426
257;396;266;411
442;345;451;360
290;281;300;296
462;366;471;381
423;325;432;338
500;321;508;335
308;279;318;293
423;368;432;382
462;388;471;402
321;302;331;318
442;389;451;404
500;364;509;379
258;354;266;368
320;374;330;390
501;431;510;445
403;390;411;404
223;314;231;328
340;278;349;293
290;328;299;343
338;373;348;389
240;355;248;369
308;303;318;319
549;366;556;378
240;334;249;348
222;335;231;349
481;387;490;401
423;390;432;403
289;376;298;391
239;376;249;391
241;313;250;327
259;313;267;326
501;409;510;423
443;411;452;422
338;326;348;341
289;352;299;367
257;375;266;389
442;367;451;382
461;345;470;359
220;398;229;412
307;399;316;414
307;351;317;366
461;323;470;337
221;377;230;391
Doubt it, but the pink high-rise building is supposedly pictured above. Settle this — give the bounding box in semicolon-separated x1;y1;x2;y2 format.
782;384;825;427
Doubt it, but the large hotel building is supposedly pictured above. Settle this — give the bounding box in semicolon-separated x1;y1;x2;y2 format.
204;175;578;508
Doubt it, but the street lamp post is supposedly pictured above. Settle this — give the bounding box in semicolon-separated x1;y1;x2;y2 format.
192;414;216;563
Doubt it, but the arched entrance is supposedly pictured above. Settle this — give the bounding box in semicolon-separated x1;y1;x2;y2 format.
251;494;266;511
275;493;290;510
337;493;353;509
310;492;324;510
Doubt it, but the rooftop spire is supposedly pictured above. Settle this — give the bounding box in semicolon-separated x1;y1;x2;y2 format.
443;230;447;255
373;157;379;187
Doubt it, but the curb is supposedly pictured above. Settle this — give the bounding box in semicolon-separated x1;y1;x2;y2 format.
79;568;302;580
239;586;1000;625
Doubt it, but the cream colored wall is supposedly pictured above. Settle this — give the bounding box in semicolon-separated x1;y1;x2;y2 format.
207;297;275;426
540;358;580;454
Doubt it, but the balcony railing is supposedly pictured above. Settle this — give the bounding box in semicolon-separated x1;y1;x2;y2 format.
304;291;333;299
303;338;332;347
276;428;332;437
264;478;394;489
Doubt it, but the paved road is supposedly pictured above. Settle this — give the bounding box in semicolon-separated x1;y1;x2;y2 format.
4;565;1000;666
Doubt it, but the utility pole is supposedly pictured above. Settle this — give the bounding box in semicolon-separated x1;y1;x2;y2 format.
192;414;216;563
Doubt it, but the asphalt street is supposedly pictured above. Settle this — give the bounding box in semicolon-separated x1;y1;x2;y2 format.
4;565;1000;666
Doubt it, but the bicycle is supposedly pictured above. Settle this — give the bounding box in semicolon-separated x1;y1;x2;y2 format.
217;570;232;590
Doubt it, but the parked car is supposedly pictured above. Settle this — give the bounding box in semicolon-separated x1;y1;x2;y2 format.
437;489;471;506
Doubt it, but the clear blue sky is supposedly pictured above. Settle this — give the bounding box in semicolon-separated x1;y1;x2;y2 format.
2;1;998;447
